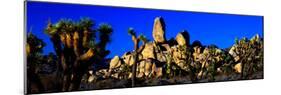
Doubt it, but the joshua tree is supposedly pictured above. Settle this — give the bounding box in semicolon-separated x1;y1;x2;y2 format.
96;23;113;58
44;18;112;91
26;32;46;93
128;28;147;87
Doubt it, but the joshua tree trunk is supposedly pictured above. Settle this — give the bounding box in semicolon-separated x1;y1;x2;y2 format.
131;37;139;87
128;28;147;87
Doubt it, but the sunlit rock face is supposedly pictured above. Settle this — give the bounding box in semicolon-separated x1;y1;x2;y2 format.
121;52;134;66
109;56;122;70
153;17;166;43
175;30;190;46
136;58;162;78
229;45;240;62
234;63;242;73
141;42;156;59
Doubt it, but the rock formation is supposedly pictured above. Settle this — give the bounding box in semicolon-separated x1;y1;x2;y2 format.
175;30;190;46
152;17;166;43
141;42;156;59
83;17;263;88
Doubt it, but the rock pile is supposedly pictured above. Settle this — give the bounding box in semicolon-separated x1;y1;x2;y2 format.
83;17;263;85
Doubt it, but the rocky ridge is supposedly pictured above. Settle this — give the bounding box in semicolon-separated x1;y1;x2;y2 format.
80;17;263;89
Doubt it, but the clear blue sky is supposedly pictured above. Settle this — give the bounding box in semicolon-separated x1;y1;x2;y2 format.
26;1;263;58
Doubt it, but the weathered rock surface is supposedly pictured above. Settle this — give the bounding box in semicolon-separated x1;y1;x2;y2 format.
152;17;166;43
170;45;190;70
141;42;156;59
144;59;154;77
121;52;134;66
109;56;122;69
229;45;240;62
175;30;190;46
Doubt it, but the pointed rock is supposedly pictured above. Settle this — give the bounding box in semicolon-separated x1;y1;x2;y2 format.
175;30;190;46
152;17;166;43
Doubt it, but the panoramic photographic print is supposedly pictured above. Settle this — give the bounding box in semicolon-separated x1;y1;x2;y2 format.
25;1;264;94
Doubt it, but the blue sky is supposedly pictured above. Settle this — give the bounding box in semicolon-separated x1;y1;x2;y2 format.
26;1;263;58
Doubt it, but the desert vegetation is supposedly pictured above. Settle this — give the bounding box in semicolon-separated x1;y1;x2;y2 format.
26;17;263;94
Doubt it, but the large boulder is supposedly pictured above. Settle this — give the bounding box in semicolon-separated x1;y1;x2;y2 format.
109;56;122;69
155;67;163;78
175;30;190;46
141;42;155;59
137;59;154;78
137;58;160;78
152;17;166;43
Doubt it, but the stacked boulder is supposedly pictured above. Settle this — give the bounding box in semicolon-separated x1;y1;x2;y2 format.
106;17;193;79
96;17;263;81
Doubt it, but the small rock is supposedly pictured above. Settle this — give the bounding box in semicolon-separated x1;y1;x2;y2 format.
88;75;95;83
234;63;242;73
111;73;119;79
155;67;163;78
